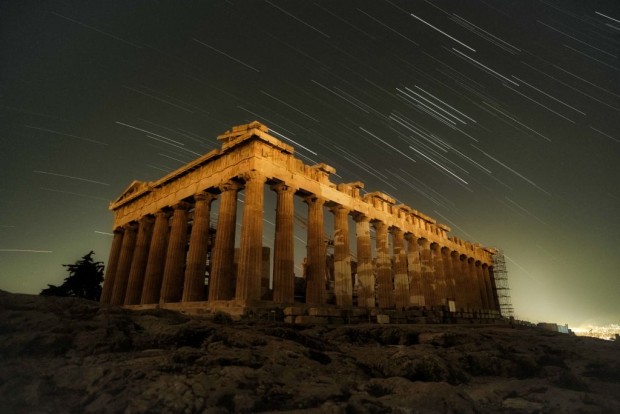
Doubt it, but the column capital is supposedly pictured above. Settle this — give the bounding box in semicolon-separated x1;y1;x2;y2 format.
329;204;349;215
123;221;138;231
372;220;387;231
113;227;124;235
303;194;326;206
450;250;460;258
270;182;296;194
418;237;430;247
218;180;243;193
241;170;265;183
351;212;369;223
389;226;404;235
172;201;191;211
194;191;217;203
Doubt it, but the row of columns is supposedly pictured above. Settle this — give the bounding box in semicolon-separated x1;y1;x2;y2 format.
101;172;499;312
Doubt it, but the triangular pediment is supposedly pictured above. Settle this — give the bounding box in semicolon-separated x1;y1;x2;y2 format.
114;180;149;203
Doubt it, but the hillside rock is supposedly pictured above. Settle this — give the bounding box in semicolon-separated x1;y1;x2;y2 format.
1;290;618;413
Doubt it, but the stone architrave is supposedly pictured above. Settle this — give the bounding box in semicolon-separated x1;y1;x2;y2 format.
374;221;393;309
182;192;216;302
209;181;241;301
236;171;265;302
353;214;374;308
391;227;409;309
304;195;326;304
331;205;352;307
418;238;434;307
109;222;138;305
141;209;171;304
160;202;190;303
124;215;155;305
405;234;424;306
100;227;124;304
430;243;447;306
271;183;295;304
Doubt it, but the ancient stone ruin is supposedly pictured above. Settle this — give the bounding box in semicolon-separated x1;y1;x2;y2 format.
100;121;501;323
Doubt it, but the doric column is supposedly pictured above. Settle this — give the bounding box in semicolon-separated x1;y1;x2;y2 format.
374;221;393;308
208;181;241;301
468;258;482;310
488;266;501;312
331;205;352;307
430;243;447;306
236;171;265;301
271;183;295;304
451;251;466;311
391;227;409;309
482;263;495;311
109;222;138;305
160;202;190;303
100;227;124;304
442;247;456;306
418;238;434;307
354;214;374;308
474;260;489;310
182;192;216;302
405;234;424;306
124;215;154;305
460;255;473;309
141;209;171;304
304;195;326;304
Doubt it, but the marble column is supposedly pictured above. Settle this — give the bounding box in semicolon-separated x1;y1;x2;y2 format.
391;227;409;309
430;243;447;306
354;214;374;308
468;259;482;310
304;195;326;304
209;181;241;301
236;171;265;301
488;266;501;312
374;221;393;308
109;222;138;305
460;255;474;310
160;202;190;303
482;264;495;311
124;215;154;305
100;227;124;304
474;261;489;310
331;205;352;307
451;251;466;310
141;210;171;304
182;192;216;302
419;239;434;307
442;247;456;305
405;234;424;307
271;183;295;304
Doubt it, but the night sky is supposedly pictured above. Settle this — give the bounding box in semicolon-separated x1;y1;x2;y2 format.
1;0;618;328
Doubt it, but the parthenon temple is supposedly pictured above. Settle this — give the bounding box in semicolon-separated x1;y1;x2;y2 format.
100;121;501;321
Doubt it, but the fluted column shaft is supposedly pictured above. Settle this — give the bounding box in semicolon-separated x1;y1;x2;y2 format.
442;247;456;305
482;264;495;311
305;196;325;304
430;243;447;306
272;183;295;304
236;172;265;301
451;251;466;311
374;221;393;308
332;205;352;307
461;255;475;309
488;266;501;312
141;210;171;304
419;239;434;307
124;216;154;305
474;261;489;310
208;182;240;301
182;192;216;302
392;228;409;309
405;234;424;306
100;228;124;304
160;202;189;303
110;222;138;305
354;215;374;308
468;258;482;310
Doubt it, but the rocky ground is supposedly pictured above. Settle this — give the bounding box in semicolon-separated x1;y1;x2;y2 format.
0;291;619;413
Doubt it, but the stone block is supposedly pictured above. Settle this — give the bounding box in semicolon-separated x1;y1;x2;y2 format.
376;314;390;324
308;307;342;317
284;316;295;324
295;316;327;324
283;306;305;316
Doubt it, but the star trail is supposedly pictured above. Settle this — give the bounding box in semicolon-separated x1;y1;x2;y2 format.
1;0;618;328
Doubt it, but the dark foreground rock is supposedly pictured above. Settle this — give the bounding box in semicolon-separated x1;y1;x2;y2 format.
0;291;618;413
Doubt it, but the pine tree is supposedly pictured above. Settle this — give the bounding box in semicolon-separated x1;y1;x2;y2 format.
40;251;104;300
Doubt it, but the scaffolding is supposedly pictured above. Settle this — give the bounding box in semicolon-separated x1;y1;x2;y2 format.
492;250;514;318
